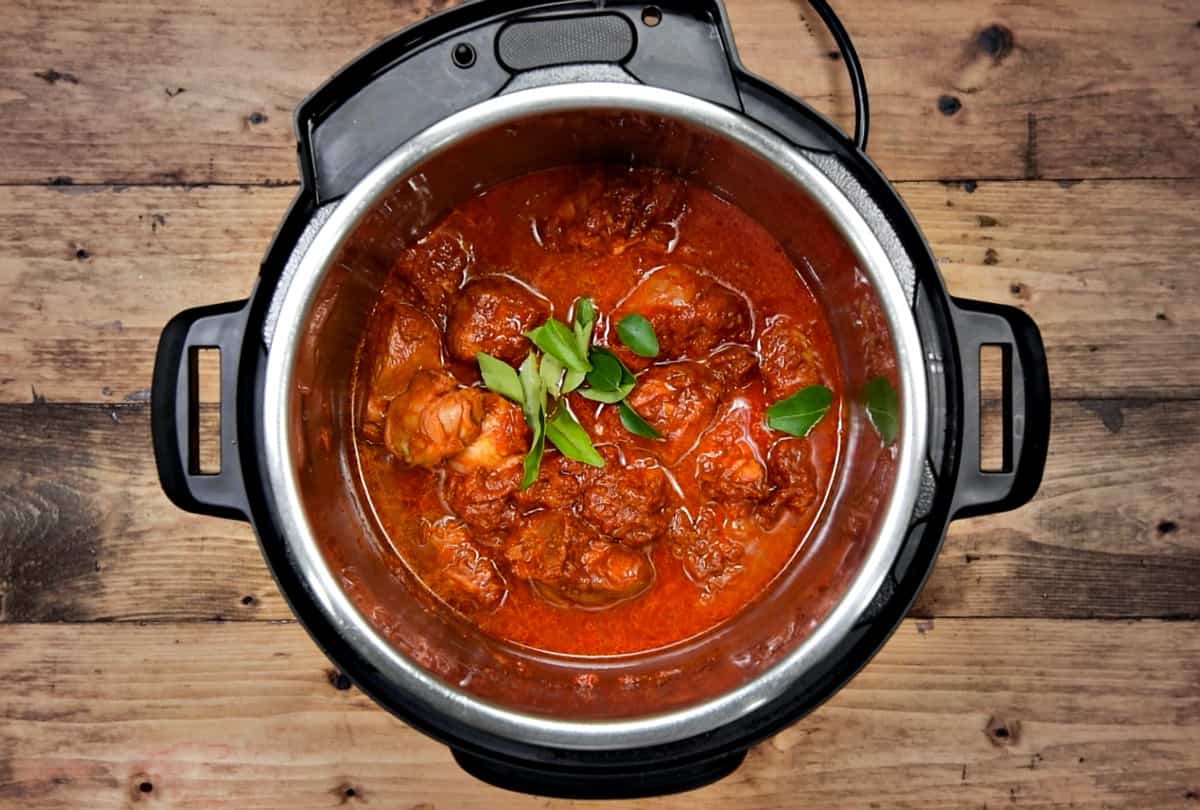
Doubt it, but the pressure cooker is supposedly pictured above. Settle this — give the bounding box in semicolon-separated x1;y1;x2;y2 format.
152;0;1050;797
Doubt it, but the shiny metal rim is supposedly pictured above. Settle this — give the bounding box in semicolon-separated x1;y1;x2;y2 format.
261;83;929;750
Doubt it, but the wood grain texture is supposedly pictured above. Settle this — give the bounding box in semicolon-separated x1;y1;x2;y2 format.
1;0;1197;185
1;399;1196;623
2;179;1196;404
1;620;1198;808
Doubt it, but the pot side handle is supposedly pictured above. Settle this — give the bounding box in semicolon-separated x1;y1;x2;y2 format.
949;298;1052;519
151;300;251;522
451;747;747;799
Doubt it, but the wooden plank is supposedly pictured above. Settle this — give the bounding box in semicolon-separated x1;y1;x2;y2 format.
2;399;1196;623
0;185;284;405
1;179;1196;404
0;620;1197;808
730;0;1200;182
897;178;1200;401
0;403;274;624
0;0;1196;185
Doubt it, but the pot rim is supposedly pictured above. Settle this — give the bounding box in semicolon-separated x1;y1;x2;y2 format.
261;82;928;750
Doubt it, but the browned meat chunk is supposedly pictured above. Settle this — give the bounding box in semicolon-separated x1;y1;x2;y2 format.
759;314;826;401
580;447;672;547
539;168;686;255
359;297;443;442
620;361;721;464
391;230;472;318
615;264;751;361
445;276;551;366
438;395;529;532
384;369;484;467
505;512;654;608
693;397;771;503
450;394;530;472
513;451;596;512
760;437;819;523
707;344;758;388
419;518;506;613
667;503;755;601
442;459;523;536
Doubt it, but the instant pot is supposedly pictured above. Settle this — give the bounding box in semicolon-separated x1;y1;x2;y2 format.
152;0;1050;798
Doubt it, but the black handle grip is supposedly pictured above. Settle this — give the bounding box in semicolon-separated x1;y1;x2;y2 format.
950;298;1051;518
151;300;251;521
451;747;747;799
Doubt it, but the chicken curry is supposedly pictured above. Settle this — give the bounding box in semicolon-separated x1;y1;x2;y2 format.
350;166;844;656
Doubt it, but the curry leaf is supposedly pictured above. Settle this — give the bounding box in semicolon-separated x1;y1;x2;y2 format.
526;319;591;374
617;313;659;358
520;411;546;490
518;353;546;431
540;353;564;399
517;352;548;489
766;385;833;437
585;348;625;391
562;298;597;394
545;407;605;468
578;386;634;404
618;400;662;440
863;376;899;446
477;352;524;404
573;298;596;349
562;369;586;395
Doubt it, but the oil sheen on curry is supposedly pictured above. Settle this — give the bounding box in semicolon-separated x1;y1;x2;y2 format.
351;166;843;656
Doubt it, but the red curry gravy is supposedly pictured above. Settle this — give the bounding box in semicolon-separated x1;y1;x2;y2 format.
351;166;842;656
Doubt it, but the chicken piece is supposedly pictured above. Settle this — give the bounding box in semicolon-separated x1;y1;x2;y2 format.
441;459;523;536
445;276;551;366
384;369;484;467
580;447;671;547
707;344;758;389
693;396;772;503
391;230;472;319
620;361;721;464
513;451;596;512
759;314;826;401
667;503;756;601
419;518;506;613
450;394;530;472
759;437;820;524
615;264;751;362
505;512;654;608
539;168;686;255
360;297;443;442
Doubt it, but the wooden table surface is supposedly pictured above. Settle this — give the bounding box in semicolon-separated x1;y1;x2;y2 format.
1;1;1198;807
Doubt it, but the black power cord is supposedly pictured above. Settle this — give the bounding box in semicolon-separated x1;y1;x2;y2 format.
806;0;870;152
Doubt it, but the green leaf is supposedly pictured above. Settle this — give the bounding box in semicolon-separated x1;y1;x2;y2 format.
573;298;596;349
526;318;591;374
863;376;899;445
766;384;834;437
617;313;659;358
618;400;662;439
545;407;605;467
518;353;546;430
520;412;546;490
562;369;586;395
540;353;564;399
476;352;524;404
578;386;633;404
562;298;597;394
585;348;624;391
517;352;548;490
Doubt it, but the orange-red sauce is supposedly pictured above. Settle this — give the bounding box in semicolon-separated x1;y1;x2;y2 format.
352;166;843;656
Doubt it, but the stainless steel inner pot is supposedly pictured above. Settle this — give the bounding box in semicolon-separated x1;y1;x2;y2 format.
261;83;928;750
